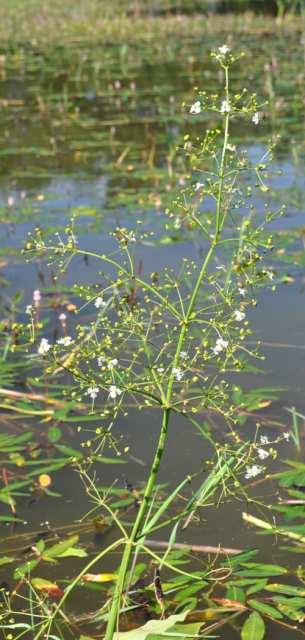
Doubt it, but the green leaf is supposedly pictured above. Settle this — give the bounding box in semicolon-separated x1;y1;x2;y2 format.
93;455;127;464
1;624;31;630
113;611;189;639
142;476;191;536
236;563;287;577
0;556;15;566
54;444;83;459
247;598;283;620
272;595;305;608
47;426;62;443
0;514;24;523
14;558;39;579
223;549;259;567
264;583;305;596
225;586;246;604
149;621;204;639
276;603;305;621
42;535;79;560
241;611;265;640
246;580;268;596
174;583;205;602
57;546;87;558
110;498;135;508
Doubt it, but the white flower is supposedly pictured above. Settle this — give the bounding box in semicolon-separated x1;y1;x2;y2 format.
157;366;164;373
59;313;67;321
87;386;99;400
38;338;51;355
108;358;118;369
180;351;188;360
252;112;260;125
218;45;230;55
260;435;270;445
7;195;14;207
212;337;228;355
238;287;246;297
283;431;290;441
173;367;184;381
227;144;236;152
33;289;41;306
245;464;264;479
257;448;269;460
26;305;33;315
190;100;201;115
221;100;231;114
109;385;122;400
95;297;106;309
195;182;204;191
233;310;246;322
266;270;274;281
97;356;105;367
57;336;73;346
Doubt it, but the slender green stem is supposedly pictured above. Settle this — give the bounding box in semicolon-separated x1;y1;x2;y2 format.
104;92;231;636
216;66;230;238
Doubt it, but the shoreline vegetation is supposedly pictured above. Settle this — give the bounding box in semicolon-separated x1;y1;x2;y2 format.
0;4;304;48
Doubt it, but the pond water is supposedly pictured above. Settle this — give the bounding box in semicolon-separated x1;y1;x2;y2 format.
1;22;305;639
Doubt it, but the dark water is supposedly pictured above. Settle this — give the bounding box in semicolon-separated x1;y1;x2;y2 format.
1;24;305;638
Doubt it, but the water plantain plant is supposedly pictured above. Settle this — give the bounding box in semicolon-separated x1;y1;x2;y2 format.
7;46;297;639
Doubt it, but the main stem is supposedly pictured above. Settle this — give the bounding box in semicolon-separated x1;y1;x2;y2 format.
104;77;230;640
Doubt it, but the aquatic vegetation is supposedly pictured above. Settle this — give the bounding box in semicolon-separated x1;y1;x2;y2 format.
1;4;305;640
3;46;298;639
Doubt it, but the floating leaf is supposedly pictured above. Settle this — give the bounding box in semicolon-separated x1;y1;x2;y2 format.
42;535;79;560
225;586;246;604
264;583;305;596
31;577;64;598
58;546;87;558
246;580;268;596
82;573;117;583
276;603;305;621
247;598;283;620
241;611;265;640
0;556;15;566
272;595;305;608
14;558;39;579
223;549;259;567
113;611;189;639
47;426;62;443
236;563;287;577
213;597;246;609
0;514;24;523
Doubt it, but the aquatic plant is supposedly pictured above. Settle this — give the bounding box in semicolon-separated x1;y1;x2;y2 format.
14;45;295;639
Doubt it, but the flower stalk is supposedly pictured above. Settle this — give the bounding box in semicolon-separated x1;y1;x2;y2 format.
104;66;231;640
